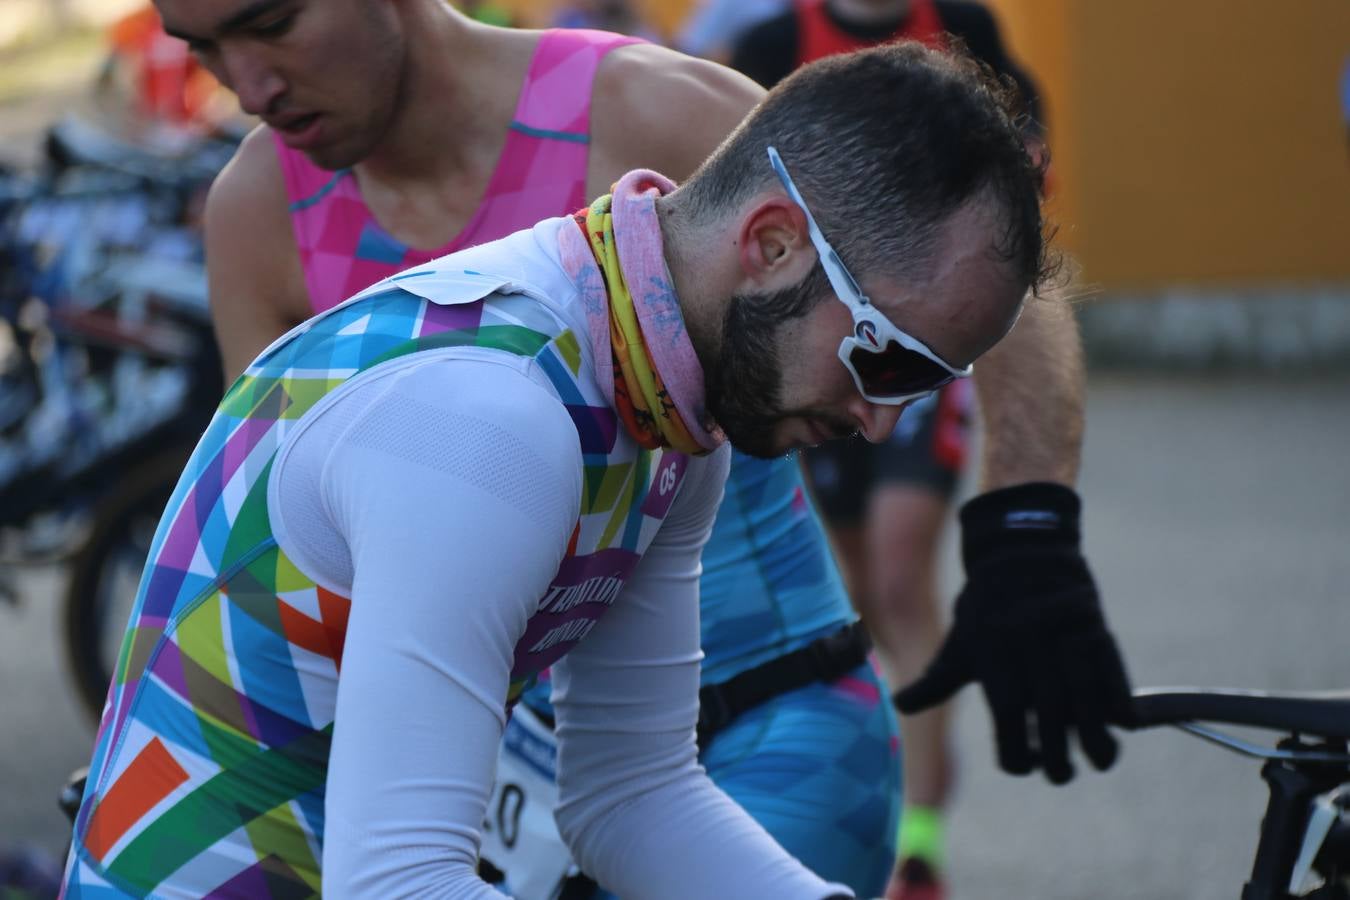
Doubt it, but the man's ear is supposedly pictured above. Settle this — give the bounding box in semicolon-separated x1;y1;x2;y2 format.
736;197;815;287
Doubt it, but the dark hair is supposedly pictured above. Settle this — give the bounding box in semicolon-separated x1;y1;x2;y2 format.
672;41;1054;294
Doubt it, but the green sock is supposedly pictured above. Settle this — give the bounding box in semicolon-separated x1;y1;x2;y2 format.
897;804;946;869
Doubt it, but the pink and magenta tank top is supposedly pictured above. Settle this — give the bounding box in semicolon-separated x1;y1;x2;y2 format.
273;28;641;314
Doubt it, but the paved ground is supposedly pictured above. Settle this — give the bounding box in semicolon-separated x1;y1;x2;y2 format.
3;18;1348;899
2;372;1347;897
945;373;1350;900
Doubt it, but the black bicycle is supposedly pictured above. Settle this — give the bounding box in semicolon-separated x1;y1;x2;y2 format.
54;686;1349;898
469;687;1350;900
1133;688;1350;900
0;116;228;718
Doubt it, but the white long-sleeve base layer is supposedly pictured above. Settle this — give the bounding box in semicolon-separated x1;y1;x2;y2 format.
267;347;853;899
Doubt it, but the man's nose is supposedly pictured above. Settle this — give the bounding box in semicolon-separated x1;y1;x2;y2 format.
220;47;285;117
851;398;907;444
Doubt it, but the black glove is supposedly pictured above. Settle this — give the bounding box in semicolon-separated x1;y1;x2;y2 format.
892;482;1134;784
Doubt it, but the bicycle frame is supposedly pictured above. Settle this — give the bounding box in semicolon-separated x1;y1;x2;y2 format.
1133;689;1350;899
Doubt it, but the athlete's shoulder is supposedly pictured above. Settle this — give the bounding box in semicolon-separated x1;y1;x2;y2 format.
935;1;1009;63
597;42;765;126
204;124;311;380
205;125;287;234
728;8;800;89
735;5;800;49
592;43;765;183
936;0;1000;31
934;1;1042;124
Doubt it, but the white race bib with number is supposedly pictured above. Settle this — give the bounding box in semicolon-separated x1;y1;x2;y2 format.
481;704;578;899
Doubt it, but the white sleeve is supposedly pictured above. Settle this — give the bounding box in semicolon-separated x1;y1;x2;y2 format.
549;445;853;899
273;352;583;899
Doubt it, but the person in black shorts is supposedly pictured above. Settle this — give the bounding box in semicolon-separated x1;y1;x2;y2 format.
731;4;1047;898
805;386;972;528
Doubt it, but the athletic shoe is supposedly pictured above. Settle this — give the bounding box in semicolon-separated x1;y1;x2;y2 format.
885;856;946;900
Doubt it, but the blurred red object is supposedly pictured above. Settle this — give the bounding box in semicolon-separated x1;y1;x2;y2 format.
106;5;219;126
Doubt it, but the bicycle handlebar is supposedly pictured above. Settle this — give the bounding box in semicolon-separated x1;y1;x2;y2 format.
1132;688;1350;740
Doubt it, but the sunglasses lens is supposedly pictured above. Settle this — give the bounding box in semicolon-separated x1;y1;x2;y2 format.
848;340;956;398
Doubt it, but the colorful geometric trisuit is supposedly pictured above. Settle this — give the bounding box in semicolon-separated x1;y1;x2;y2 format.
277;25;899;897
271;26;896;895
62;260;690;896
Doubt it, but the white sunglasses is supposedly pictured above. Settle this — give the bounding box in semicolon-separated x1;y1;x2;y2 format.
767;146;972;405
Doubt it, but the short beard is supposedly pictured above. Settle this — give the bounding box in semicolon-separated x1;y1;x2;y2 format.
703;270;825;459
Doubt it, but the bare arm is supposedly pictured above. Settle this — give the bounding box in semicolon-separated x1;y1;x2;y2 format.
588;43;766;191
202;126;311;384
971;285;1085;489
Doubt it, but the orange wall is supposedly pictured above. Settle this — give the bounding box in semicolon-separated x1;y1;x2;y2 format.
482;1;1350;288
487;0;694;36
984;0;1350;289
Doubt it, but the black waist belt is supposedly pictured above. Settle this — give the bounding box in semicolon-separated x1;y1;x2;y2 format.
696;620;872;749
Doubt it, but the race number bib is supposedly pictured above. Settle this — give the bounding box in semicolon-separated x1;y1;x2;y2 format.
481;704;578;899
